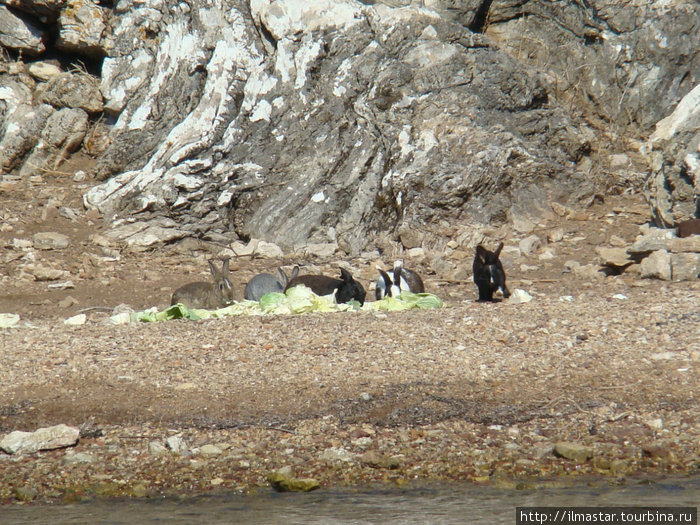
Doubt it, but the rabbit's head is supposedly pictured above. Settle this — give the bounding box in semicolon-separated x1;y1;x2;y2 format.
336;267;366;305
473;243;510;301
376;260;424;299
209;258;236;305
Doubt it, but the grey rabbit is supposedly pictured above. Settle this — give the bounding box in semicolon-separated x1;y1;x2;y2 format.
285;267;366;306
375;259;425;300
171;258;237;309
244;266;299;301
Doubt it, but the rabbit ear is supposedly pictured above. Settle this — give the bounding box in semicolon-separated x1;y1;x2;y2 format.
208;259;220;278
378;268;392;287
493;242;504;259
277;267;288;286
475;245;488;264
339;267;353;282
290;265;299;280
221;258;231;274
392;260;403;283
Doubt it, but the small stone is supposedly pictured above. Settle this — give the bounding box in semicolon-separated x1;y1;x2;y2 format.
405;247;426;259
24;263;70;281
73;170;87;182
129;483;149;498
501;245;521;260
352;436;373;448
520;264;539;272
508;289;533;304
63;452;94;465
267;469;320;492
532;444;554;459
319;447;354;463
519;235;542;255
547;228;564;243
0;424;80;454
28;61;62;81
13;486;38;502
148;441;168;456
645;418;664;430
304;242;337;258
609;235;627;247
359;392;372;401
59;207;80;221
573;263;605;281
650;352;677;360
399;226;424;249
12;238;33;250
166;435;187;453
642;445;674;461
553;441;593;462
211;477;225;486
360;450;401;469
562;260;580;273
0;313;21;328
64;314;86;326
551;202;569;217
58;296;78;308
33;232;70;250
513;216;536;233
199;444;223;456
596;247;632;268
174;382;198;391
628;228;676;255
640;250;672;280
671;253;700;281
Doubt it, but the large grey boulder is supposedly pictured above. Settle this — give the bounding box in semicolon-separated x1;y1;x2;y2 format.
0;103;56;172
85;1;594;254
0;5;46;55
36;71;104;114
20;107;89;176
0;424;79;455
645;83;700;227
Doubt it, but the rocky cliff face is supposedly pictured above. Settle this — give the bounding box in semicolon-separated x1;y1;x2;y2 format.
1;0;698;254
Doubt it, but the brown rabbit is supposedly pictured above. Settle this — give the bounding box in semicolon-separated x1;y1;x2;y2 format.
171;258;236;309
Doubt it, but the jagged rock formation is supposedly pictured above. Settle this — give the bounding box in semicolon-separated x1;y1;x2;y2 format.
645;84;700;227
1;0;699;255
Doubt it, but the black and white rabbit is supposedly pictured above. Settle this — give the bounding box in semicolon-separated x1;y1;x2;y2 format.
375;260;425;300
171;258;237;309
244;266;299;301
472;243;510;302
285;267;366;305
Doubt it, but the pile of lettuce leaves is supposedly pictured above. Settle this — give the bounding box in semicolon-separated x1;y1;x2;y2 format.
112;285;443;324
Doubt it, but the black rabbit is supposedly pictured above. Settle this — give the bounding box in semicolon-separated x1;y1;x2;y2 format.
285;267;366;305
473;243;510;302
375;260;425;300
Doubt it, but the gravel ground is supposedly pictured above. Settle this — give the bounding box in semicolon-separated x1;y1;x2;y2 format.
0;279;698;504
1;170;699;504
